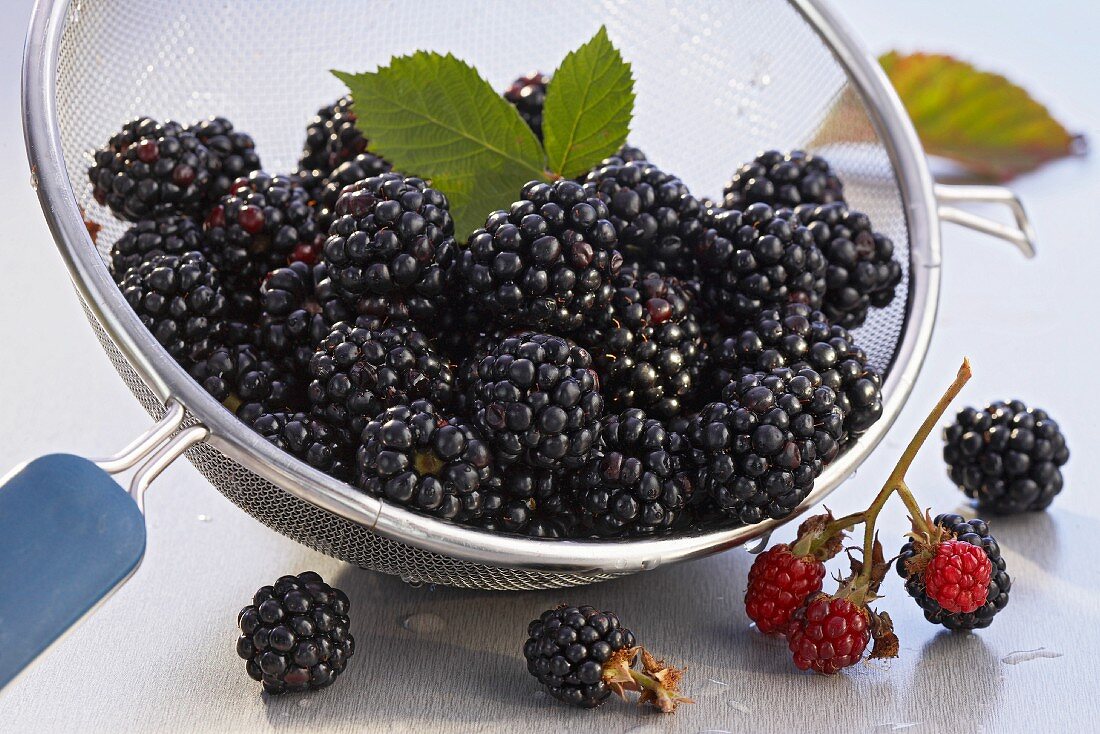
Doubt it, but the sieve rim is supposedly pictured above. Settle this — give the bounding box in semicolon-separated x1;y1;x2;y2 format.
22;0;939;574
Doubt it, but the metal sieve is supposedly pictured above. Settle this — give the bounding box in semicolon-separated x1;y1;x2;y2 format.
13;0;1036;664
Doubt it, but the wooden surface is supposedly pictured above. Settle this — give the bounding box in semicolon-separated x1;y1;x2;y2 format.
2;1;1099;731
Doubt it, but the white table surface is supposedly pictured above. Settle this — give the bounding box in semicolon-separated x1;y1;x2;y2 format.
1;1;1098;732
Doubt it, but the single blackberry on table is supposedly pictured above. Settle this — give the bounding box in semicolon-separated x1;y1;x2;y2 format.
696;202;827;325
236;571;354;695
477;465;578;538
897;513;1011;630
312;152;394;232
322;173;456;327
454;180;622;333
356;399;497;522
689;368;845;525
576;270;704;418
299;96;373;177
708;303;883;441
308;321;455;435
118;250;227;365
943;401;1069;514
583;160;703;279
250;411;355;481
503;72;549;139
790;201;902;328
186;116;262;199
464;332;603;470
190;343;304;423
108;215;207;282
257;261;352;375
722;150;844;210
204;172;323;315
89;117;214;221
573;409;693;537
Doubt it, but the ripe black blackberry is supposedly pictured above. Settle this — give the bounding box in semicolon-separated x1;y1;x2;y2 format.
313;152;393;232
464;332;603;470
455;180;622;333
576;269;703;419
118;250;227;365
322;173;456;327
108;215;207;282
573;409;693;537
695;202;827;325
503;72;549;139
204;172;323;315
583;160;703;279
236;571;354;695
477;465;579;538
299;96;372;177
722;150;844;210
690;368;845;525
257;261;352;375
308;321;455;435
708;303;883;440
89;117;214;221
356;400;497;522
186;116;262;199
250;411;355;481
897;513;1011;630
790;202;902;328
944;401;1069;514
189;343;304;423
523;605;637;708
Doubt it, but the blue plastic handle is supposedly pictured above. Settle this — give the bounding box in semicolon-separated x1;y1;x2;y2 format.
0;454;146;690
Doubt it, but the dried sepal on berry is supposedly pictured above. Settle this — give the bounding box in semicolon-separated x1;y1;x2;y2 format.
636;649;694;713
867;609;899;660
790;510;846;562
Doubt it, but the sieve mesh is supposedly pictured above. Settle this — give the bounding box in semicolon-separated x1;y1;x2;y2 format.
47;0;919;589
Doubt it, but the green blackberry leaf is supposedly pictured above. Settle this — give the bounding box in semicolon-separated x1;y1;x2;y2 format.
542;27;635;180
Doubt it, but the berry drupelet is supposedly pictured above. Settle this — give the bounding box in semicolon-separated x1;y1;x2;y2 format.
897;513;1010;630
89;117;214;221
722;149;844;210
791;201;902;328
356;400;497;521
250;411;355;481
308;321;455;436
943;400;1069;514
321;173;456;327
573;409;693;537
455;179;622;333
576;269;704;418
186;116;262;199
118;250;227;366
464;332;604;470
299;96;372;178
236;571;354;695
108;215;208;282
695;202;827;325
503;72;550;139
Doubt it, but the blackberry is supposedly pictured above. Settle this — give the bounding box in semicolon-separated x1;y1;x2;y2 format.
204;172;323;315
583;160;702;278
503;72;549;139
477;465;578;538
108;215;207;282
118;251;227;365
89;117;214;221
576;269;704;418
455;180;622;333
523;605;636;708
465;332;603;470
573;409;693;537
321;173;456;327
791;202;902;328
708;303;883;440
186;116;262;199
689;368;845;525
189;343;303;423
250;411;355;481
897;513;1010;630
602;144;648;165
696;203;826;325
308;321;455;435
236;571;354;695
299;96;372;177
356;400;497;522
944;401;1069;514
722;150;844;210
313;152;393;232
257;262;352;375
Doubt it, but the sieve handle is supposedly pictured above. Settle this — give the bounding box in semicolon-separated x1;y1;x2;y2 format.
935;183;1037;258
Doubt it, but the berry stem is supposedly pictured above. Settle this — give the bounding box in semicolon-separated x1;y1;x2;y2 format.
627;668;678;713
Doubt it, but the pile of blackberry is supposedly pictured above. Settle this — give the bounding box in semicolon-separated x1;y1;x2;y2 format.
92;94;900;540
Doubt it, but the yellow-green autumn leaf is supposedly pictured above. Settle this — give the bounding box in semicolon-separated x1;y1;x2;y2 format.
880;51;1082;180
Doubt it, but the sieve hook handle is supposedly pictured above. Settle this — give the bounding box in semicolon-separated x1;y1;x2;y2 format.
0;402;206;691
935;183;1037;258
